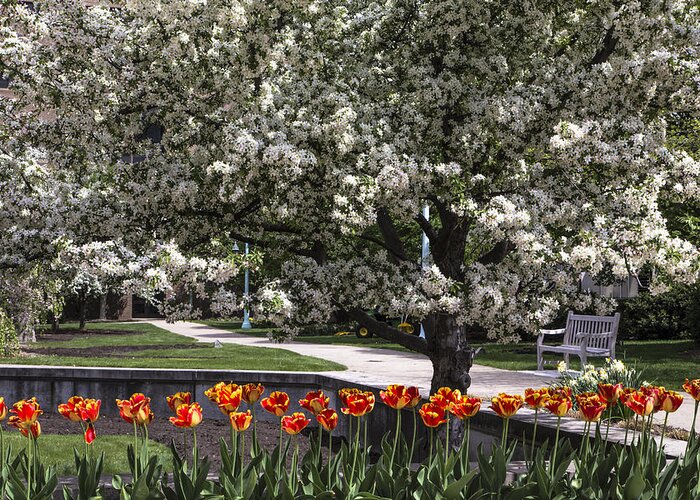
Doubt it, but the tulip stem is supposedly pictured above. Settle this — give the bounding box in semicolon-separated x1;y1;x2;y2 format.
686;400;698;456
502;417;510;449
231;427;238;477
349;417;360;485
409;408;417;467
251;405;259;456
444;413;450;467
390;410;401;471
132;420;139;482
604;405;612;443
25;435;31;500
579;421;589;457
462;418;471;472
363;418;368;472
530;409;539;465
660;412;669;449
624;419;629;447
429;428;434;463
0;424;4;484
192;429;198;479
240;431;244;493
327;430;332;489
317;424;323;465
551;416;561;479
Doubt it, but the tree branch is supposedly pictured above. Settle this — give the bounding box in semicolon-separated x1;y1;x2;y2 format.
376;208;408;263
415;212;438;244
478;240;515;265
345;307;428;355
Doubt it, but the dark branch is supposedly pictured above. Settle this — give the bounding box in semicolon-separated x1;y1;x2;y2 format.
415;212;438;244
345;307;428;355
376;208;408;263
478;240;515;265
590;26;618;66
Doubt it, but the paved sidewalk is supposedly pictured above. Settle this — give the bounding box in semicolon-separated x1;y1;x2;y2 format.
147;320;697;432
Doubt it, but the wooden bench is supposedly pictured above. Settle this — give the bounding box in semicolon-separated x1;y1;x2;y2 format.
537;311;620;370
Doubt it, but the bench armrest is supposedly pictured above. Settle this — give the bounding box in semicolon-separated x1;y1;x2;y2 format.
575;331;613;340
539;328;565;335
537;328;565;346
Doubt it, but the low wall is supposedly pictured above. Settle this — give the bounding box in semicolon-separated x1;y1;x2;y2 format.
0;365;687;459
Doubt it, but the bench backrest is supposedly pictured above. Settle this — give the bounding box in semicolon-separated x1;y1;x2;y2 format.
563;311;621;350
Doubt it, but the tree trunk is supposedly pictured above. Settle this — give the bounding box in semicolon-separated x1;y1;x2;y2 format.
99;294;107;320
426;313;473;394
79;290;87;331
51;314;60;333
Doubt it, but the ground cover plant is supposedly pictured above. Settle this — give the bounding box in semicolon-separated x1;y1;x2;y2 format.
0;322;344;372
0;378;699;498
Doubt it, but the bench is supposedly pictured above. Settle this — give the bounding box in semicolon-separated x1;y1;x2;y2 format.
537;311;620;370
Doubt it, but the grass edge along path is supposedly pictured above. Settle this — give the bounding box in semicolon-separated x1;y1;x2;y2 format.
0;321;346;372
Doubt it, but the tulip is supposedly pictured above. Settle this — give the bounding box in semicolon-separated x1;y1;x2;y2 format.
19;421;41;440
430;387;461;410
489;393;524;419
9;398;43;432
204;382;227;403
0;396;5;473
405;387;421;408
338;388;363;407
282;412;311;435
380;385;414;411
317;408;338;432
544;394;572;417
577;394;607;422
299;390;329;416
419;402;447;428
80;399;101;424
169;402;203;429
340;392;375;417
261;391;290;417
0;397;6;421
683;378;700;446
230;410;253;432
450;395;481;470
85;423;96;444
597;383;623;405
241;383;265;405
58;396;84;423
524;388;550;410
166;392;191;412
659;390;683;449
217;385;243;416
639;385;664;413
624;391;655;417
116;393;151;425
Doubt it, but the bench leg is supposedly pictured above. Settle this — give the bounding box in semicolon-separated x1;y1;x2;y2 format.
578;351;587;367
564;353;570;367
537;348;543;371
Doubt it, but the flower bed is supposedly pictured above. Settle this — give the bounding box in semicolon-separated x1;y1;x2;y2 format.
0;378;699;498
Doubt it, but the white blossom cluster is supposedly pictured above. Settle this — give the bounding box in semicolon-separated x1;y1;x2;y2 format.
0;0;698;348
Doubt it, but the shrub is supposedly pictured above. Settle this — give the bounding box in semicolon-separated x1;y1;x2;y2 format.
616;286;693;340
0;309;19;356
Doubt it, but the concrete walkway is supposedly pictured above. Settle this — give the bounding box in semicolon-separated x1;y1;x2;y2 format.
147;320;697;432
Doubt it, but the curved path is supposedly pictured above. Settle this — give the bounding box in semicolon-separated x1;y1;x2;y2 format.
147;320;696;432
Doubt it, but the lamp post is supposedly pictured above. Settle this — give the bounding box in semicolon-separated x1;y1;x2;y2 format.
419;204;430;339
233;242;253;330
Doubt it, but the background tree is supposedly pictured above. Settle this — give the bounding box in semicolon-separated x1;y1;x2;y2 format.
1;0;699;390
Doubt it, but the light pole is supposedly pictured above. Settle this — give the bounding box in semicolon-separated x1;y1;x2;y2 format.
233;242;253;330
242;242;252;329
419;204;429;339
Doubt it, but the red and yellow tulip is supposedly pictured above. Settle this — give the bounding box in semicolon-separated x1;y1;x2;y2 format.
430;387;461;411
241;383;265;405
576;394;607;422
217;385;243;416
683;379;700;401
8;398;43;432
449;395;481;420
0;397;6;421
281;412;311;435
169;402;203;428
340;391;375;417
624;391;655;417
166;392;191;412
544;393;572;417
261;391;290;417
380;385;417;410
489;393;523;419
338;388;363;407
405;386;421;408
299;390;329;416
524;388;550;409
58;396;84;423
659;390;684;413
419;402;447;428
230;410;253;432
316;408;338;432
116;393;153;426
597;383;623;405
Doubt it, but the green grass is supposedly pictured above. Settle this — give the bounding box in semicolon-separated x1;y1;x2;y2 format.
1;322;345;372
2;434;169;475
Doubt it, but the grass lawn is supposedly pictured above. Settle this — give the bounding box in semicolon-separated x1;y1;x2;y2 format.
0;322;345;372
200;321;698;390
3;434;169;475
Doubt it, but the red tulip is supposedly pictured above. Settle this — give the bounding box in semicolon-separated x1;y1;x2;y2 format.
282;412;311;435
380;385;415;410
449;395;481;420
166;392;191;412
317;408;339;432
8;398;43;432
341;391;375;417
58;396;85;423
624;391;655;417
524;388;550;409
261;391;290;417
419;402;447;428
659;390;684;413
338;388;363;407
230;410;253;432
489;393;524;418
405;386;421;408
0;397;6;421
544;393;572;417
683;379;700;401
169;402;203;428
299;390;329;416
430;387;461;410
597;383;623;405
576;394;607;422
241;383;265;405
85;423;96;444
116;393;152;425
217;385;242;415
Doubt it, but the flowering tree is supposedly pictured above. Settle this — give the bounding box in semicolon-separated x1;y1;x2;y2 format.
1;0;699;390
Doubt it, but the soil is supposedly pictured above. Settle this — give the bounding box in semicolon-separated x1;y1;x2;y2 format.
40;413;320;470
